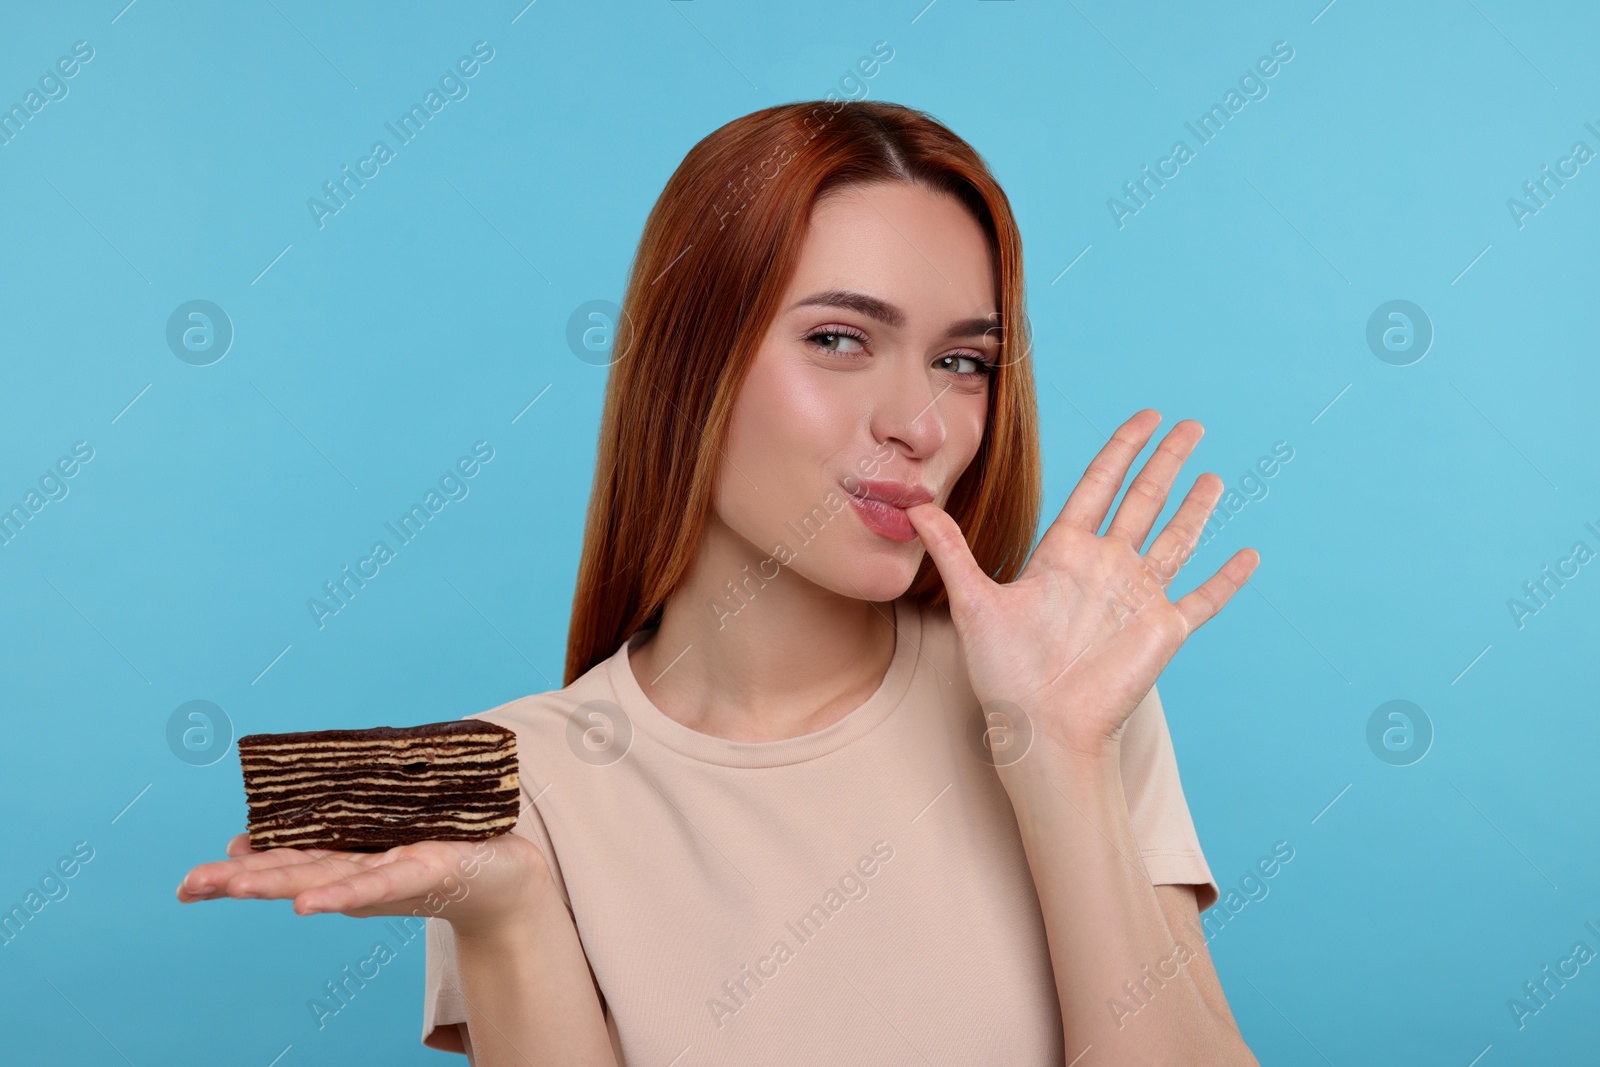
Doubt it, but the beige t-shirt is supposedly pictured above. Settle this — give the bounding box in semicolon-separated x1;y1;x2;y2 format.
422;596;1218;1064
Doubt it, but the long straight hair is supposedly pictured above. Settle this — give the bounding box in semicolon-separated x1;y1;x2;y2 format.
563;100;1041;685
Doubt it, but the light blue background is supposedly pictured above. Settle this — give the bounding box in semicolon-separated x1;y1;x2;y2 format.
2;1;1596;1063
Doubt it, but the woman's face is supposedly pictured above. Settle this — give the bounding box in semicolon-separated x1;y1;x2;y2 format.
714;179;1000;604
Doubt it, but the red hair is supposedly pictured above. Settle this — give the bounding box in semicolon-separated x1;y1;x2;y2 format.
564;100;1041;684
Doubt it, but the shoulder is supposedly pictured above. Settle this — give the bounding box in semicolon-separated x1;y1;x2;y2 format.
448;652;627;895
458;649;624;775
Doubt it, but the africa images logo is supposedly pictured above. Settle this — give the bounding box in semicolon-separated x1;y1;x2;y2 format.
306;42;495;230
1106;40;1295;229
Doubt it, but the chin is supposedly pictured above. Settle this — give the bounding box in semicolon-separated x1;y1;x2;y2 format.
820;542;922;603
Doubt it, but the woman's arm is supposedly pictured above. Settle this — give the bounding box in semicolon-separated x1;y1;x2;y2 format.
453;876;617;1067
905;409;1261;1063
1155;884;1243;1032
177;831;615;1066
996;743;1255;1063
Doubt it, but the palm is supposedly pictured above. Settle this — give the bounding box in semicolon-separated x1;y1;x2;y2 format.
907;410;1258;761
177;830;546;931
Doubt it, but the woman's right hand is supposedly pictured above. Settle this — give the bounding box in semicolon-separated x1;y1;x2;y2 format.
175;830;550;938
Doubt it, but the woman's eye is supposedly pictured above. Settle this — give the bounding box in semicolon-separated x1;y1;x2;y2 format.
938;353;994;377
806;330;867;355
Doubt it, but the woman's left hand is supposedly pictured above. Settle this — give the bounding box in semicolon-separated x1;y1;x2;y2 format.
905;409;1259;765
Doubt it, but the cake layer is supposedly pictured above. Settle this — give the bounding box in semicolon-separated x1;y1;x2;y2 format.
239;719;511;747
245;777;518;811
248;799;517;823
241;766;517;792
252;827;516;851
249;811;520;847
238;719;519;852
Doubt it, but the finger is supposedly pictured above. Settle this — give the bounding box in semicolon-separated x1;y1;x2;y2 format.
217;854;371;902
225;833;256;857
1103;420;1203;550
293;856;443;916
1174;548;1259;635
185;844;352;883
1142;472;1226;587
184;851;366;902
179;844;350;898
1052;410;1161;536
903;501;992;618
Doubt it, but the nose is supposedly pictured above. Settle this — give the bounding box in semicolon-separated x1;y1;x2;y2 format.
869;357;949;459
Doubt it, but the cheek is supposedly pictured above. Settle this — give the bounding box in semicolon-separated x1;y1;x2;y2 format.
725;354;861;475
717;354;866;550
948;394;989;469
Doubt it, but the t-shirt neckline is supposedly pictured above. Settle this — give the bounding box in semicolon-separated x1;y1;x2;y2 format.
605;597;921;768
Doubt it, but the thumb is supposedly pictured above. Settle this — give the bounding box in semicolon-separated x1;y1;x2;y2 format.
905;502;990;618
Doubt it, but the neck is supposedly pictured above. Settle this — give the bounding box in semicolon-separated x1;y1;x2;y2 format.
629;516;898;742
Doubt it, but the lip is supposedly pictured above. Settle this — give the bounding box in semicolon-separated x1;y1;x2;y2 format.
843;478;934;543
846;478;935;508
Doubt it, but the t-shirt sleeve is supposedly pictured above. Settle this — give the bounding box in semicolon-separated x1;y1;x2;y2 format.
421;716;572;1054
1118;682;1220;913
421;915;469;1054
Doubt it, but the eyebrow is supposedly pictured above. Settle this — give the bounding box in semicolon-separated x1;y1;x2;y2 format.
789;288;999;342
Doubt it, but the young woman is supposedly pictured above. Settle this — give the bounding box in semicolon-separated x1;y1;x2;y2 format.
178;100;1260;1065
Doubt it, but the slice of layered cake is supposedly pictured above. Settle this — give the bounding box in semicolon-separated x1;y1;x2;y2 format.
238;719;520;852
